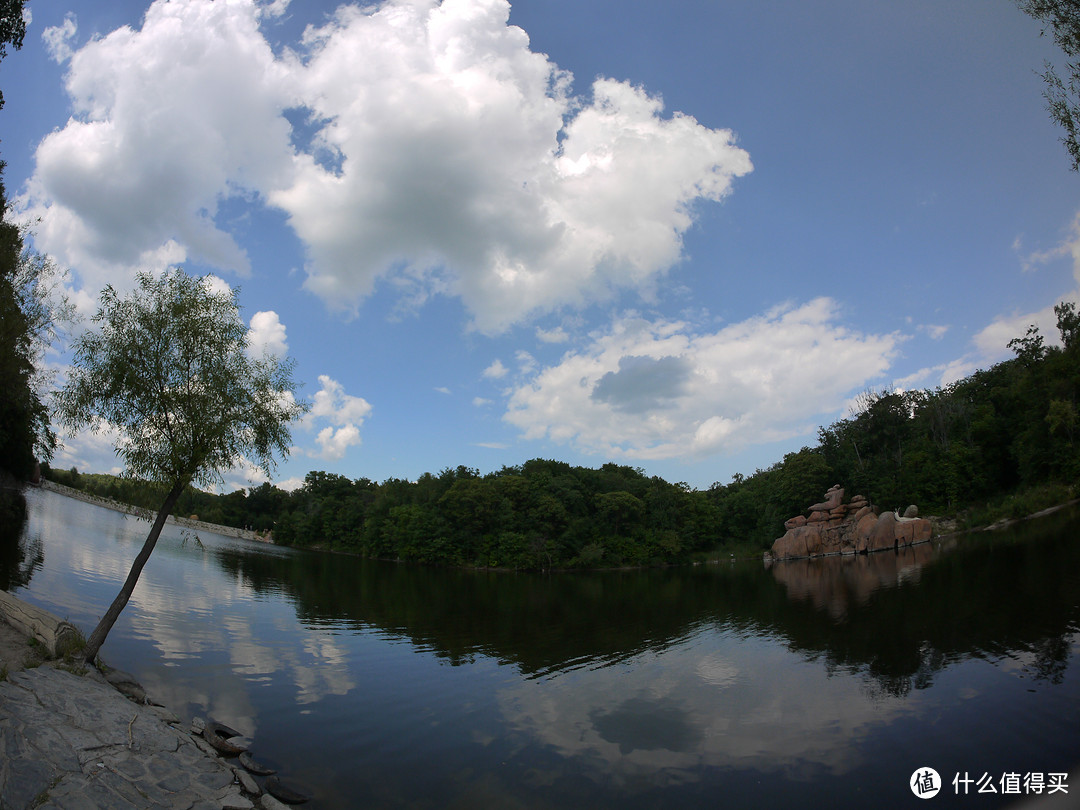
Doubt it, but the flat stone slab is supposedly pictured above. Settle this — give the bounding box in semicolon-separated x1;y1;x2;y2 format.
0;664;248;809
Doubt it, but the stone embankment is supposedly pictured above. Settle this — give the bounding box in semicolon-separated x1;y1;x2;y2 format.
770;485;933;560
0;593;297;809
39;479;273;544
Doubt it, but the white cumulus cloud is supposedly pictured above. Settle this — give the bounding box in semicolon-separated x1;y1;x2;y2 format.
504;299;900;459
247;310;289;358
275;0;752;332
315;423;362;462
42;13;77;63
536;326;569;343
19;0;750;333
306;375;372;461
482;359;508;379
19;0;297;293
918;324;948;340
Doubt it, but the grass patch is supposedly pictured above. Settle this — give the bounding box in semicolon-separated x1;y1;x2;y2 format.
54;625;87;661
23;636;45;669
55;660;88;676
959;482;1078;530
53;626;89;675
30;775;63;808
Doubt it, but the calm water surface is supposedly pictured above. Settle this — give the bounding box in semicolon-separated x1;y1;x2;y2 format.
4;487;1080;809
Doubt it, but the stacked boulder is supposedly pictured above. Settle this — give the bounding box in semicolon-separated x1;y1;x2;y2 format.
770;485;933;560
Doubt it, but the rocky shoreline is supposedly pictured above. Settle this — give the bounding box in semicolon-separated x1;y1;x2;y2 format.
0;593;303;809
769;485;934;560
38;479;273;544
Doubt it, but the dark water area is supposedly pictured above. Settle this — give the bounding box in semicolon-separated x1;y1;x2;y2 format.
4;487;1079;808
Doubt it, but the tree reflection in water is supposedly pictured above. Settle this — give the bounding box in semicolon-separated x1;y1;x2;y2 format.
206;503;1080;701
767;506;1080;697
13;488;1080;810
0;489;44;591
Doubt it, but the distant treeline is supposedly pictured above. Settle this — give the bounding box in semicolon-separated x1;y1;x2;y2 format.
45;303;1080;568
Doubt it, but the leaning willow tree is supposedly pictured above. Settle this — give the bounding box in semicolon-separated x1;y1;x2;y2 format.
57;269;308;663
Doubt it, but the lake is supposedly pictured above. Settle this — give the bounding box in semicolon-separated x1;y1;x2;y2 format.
4;486;1079;808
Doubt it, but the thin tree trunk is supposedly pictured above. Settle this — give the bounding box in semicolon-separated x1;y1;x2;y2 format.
82;479;186;664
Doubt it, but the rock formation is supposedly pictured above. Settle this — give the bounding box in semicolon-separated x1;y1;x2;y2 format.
770;485;932;560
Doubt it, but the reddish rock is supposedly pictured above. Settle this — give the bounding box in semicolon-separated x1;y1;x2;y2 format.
911;518;932;543
809;485;844;513
867;511;898;552
895;519;915;547
770;487;932;559
773;527;808;559
770;531;795;558
854;512;878;552
893;516;933;547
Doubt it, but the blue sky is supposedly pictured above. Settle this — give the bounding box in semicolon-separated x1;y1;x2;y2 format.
3;0;1078;491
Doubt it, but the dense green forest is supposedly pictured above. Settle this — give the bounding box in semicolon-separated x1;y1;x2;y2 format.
44;301;1080;568
1;162;66;534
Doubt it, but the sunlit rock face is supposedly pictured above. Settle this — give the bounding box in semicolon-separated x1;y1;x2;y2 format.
770;486;932;560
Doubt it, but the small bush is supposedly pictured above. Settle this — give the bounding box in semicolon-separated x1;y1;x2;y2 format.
54;625;87;661
23;652;43;669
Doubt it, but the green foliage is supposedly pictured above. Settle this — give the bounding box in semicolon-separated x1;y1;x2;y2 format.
54;625;88;673
55;267;307;663
270;459;722;569
0;0;26;111
49;298;1080;570
1054;300;1080;348
0;4;50;482
702;303;1080;548
57;269;308;491
0;486;27;531
1016;0;1080;170
961;482;1077;529
0;165;69;482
